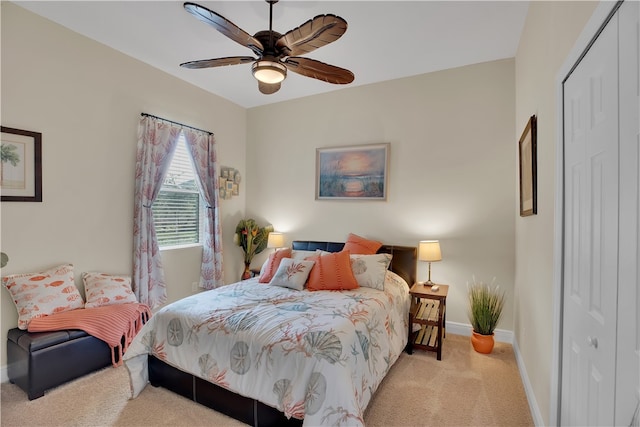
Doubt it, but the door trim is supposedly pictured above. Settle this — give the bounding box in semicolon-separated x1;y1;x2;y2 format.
552;1;624;425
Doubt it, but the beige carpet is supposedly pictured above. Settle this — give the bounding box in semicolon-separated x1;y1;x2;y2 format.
1;334;533;426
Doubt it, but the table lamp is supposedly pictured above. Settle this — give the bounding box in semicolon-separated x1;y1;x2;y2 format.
267;232;285;252
419;240;442;285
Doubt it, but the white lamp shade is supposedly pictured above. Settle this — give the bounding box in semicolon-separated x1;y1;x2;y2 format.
252;60;287;84
267;232;285;249
418;240;442;262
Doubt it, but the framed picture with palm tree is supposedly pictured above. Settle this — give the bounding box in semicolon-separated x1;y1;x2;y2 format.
1;126;42;202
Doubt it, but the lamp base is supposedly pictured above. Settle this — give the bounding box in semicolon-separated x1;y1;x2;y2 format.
425;261;436;286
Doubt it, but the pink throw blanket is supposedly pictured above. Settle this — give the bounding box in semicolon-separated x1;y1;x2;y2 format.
28;303;151;367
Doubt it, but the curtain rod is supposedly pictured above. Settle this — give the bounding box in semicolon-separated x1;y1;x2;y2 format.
140;112;213;136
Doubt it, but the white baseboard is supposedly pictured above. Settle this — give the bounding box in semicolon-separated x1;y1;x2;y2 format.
446;320;513;343
512;338;545;426
447;321;542;426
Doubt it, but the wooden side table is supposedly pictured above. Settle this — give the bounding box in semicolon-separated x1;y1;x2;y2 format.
408;283;448;360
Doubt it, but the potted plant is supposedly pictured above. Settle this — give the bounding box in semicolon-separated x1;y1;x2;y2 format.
234;219;273;280
467;278;505;354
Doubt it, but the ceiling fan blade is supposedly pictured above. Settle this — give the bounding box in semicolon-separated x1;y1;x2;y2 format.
258;81;281;95
184;2;263;56
284;57;354;85
180;56;255;69
277;14;348;57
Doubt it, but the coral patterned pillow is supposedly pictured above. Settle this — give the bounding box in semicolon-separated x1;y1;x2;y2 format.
82;272;138;308
268;258;315;291
306;251;359;291
350;253;392;291
2;264;84;330
342;233;383;255
258;248;292;283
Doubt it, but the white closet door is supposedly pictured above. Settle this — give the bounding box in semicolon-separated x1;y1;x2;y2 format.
562;10;619;427
616;0;640;424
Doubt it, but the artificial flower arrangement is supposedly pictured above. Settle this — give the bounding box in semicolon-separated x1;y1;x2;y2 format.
234;218;274;279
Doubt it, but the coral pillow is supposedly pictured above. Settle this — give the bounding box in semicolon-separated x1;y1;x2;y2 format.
268;258;315;291
306;251;359;291
2;264;84;329
342;233;382;255
258;248;292;283
82;272;138;308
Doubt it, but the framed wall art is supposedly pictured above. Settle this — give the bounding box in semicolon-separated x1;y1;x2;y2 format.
219;166;240;200
316;143;389;201
518;115;537;216
1;126;42;202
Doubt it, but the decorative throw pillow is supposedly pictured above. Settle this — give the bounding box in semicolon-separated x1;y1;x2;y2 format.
2;264;84;329
306;251;359;291
290;249;317;261
350;253;392;291
82;272;138;308
342;233;382;255
258;248;292;283
268;258;315;291
259;249;314;275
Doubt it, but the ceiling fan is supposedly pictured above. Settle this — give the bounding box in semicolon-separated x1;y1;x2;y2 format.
180;1;355;95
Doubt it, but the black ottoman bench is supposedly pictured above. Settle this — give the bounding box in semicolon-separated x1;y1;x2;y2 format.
7;327;113;400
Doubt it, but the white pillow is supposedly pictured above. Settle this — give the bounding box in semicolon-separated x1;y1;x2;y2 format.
82;272;138;308
291;249;317;260
259;249;316;276
268;258;315;291
350;253;392;291
2;264;84;329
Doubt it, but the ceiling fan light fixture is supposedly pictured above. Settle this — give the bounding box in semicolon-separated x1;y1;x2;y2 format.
252;60;287;84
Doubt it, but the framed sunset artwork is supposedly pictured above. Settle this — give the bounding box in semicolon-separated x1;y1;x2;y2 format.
316;143;389;201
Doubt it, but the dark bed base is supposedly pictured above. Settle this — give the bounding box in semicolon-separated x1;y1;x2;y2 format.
148;240;416;427
149;355;302;427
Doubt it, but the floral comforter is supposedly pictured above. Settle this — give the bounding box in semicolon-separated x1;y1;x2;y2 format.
124;272;410;426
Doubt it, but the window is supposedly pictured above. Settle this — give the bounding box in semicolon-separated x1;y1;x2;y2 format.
152;133;203;247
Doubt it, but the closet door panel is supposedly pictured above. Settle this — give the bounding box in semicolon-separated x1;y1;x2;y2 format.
562;11;619;426
616;0;640;424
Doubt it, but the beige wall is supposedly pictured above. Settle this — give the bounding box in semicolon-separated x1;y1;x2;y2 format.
0;3;247;369
514;1;598;424
246;59;516;331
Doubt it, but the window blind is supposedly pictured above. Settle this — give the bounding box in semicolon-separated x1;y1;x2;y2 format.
152;135;202;247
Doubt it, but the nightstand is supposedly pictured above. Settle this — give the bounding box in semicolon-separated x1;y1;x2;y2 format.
408;283;448;360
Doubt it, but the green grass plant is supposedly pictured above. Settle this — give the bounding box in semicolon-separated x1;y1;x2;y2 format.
468;279;506;336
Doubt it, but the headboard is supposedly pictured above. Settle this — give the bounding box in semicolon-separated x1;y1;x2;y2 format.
291;240;417;287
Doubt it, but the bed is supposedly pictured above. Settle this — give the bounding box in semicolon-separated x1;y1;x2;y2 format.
124;240;417;427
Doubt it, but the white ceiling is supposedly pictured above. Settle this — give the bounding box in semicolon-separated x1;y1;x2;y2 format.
14;1;530;109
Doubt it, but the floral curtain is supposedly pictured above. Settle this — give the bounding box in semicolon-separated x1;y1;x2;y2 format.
132;116;181;308
183;128;224;289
